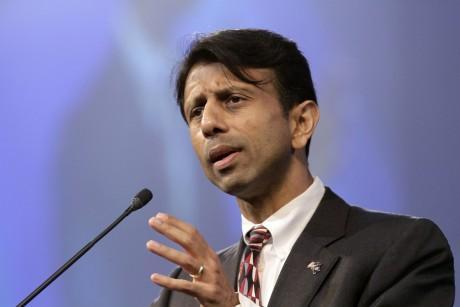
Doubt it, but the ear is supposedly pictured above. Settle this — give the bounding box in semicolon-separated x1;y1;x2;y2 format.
289;100;320;150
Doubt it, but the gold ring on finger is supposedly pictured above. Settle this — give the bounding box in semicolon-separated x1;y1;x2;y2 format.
189;264;205;279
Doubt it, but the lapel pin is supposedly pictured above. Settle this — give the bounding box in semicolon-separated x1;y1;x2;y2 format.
307;261;322;275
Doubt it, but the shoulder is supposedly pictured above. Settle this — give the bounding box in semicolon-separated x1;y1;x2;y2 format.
322;188;445;243
343;208;455;305
320;187;452;258
320;188;450;248
347;205;448;242
340;204;454;268
321;197;455;304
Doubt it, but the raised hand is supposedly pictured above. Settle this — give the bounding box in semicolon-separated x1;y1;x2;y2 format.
147;213;239;307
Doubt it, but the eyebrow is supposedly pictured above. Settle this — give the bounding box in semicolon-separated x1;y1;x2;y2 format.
185;94;206;113
185;85;253;110
216;85;253;99
215;88;236;101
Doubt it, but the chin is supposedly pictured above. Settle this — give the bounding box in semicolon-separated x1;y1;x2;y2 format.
219;180;264;201
212;176;249;196
207;167;259;197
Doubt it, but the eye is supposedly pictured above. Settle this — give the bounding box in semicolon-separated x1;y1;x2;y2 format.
189;106;204;120
227;95;243;104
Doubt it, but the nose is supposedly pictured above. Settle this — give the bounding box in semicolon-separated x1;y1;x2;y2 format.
200;101;228;137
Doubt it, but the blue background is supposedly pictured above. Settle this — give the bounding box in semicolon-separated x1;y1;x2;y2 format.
2;1;459;306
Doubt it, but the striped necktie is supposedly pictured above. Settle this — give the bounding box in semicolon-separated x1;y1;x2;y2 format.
238;225;272;306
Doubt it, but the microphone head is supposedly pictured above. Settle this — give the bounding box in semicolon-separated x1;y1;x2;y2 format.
130;188;153;211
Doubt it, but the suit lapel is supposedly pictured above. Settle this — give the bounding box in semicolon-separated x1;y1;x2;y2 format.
268;188;350;307
218;239;245;289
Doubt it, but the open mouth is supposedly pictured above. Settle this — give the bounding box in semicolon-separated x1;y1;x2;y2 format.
208;145;240;165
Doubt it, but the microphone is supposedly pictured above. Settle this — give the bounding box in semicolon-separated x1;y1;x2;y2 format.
17;188;153;307
129;188;153;211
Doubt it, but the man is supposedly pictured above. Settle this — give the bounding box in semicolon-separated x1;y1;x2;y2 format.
146;29;455;306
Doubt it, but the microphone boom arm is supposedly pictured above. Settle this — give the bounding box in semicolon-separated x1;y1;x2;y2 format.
17;188;152;306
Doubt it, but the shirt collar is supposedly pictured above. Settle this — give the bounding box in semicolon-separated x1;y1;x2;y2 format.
241;176;325;259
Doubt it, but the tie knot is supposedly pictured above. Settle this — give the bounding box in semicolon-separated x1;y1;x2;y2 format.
247;226;271;252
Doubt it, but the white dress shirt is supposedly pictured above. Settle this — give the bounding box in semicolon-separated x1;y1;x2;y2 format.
237;177;325;306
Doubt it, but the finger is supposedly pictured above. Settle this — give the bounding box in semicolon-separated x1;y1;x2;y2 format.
148;215;188;244
151;273;234;304
155;213;196;234
146;240;201;275
152;213;204;244
149;216;198;249
150;273;197;297
149;215;208;256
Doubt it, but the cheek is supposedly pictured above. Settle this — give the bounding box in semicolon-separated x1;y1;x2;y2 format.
251;115;291;149
189;130;206;163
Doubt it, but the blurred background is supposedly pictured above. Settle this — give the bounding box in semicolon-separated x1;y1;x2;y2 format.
1;1;459;306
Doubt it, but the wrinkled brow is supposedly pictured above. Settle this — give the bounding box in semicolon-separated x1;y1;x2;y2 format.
187;85;253;105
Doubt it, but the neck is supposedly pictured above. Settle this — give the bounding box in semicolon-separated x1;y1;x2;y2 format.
237;164;314;224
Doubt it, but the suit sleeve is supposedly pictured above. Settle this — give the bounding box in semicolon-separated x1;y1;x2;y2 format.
361;218;455;307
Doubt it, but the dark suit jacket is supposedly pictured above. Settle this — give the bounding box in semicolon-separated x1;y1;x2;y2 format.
152;188;455;306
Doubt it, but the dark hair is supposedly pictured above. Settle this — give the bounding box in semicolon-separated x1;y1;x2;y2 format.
174;28;317;159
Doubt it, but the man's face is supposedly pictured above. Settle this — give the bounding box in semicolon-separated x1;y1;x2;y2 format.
183;63;295;199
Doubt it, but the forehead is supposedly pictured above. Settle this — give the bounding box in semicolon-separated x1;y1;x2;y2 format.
183;63;275;103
